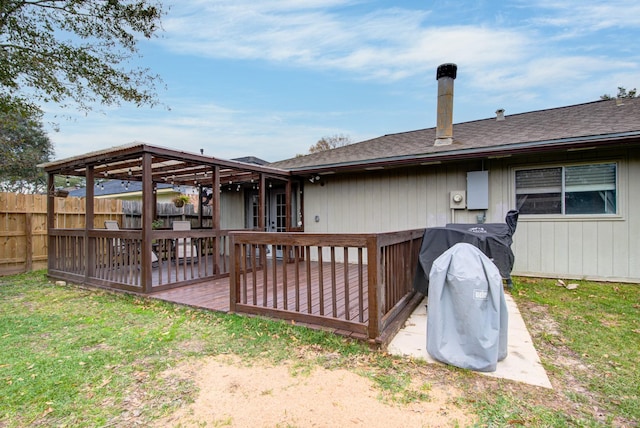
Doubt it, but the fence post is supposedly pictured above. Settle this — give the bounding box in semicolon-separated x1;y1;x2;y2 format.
25;211;33;272
47;174;56;273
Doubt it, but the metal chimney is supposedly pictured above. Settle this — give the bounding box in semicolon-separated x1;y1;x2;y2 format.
434;63;457;146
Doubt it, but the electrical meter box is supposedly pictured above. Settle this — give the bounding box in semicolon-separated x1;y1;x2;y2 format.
467;171;489;210
449;191;466;209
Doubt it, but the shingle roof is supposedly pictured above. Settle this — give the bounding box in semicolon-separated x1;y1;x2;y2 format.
270;98;640;172
231;156;269;166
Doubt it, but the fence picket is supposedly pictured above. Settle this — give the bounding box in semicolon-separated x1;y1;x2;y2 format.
0;192;208;276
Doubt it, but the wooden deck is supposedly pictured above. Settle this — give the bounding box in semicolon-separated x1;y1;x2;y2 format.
150;259;370;338
48;228;425;344
150;269;231;311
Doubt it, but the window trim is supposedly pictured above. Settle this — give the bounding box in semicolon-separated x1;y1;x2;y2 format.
512;161;622;219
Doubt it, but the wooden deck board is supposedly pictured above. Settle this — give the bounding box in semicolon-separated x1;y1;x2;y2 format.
151;260;369;325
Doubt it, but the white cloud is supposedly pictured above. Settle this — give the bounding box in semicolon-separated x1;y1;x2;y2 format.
48;96;350;162
529;0;640;30
161;3;534;82
162;1;638;100
46;1;640;162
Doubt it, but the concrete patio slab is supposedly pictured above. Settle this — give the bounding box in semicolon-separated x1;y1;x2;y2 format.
387;293;552;389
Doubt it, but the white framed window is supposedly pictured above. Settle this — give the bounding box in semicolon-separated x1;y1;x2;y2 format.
515;163;617;215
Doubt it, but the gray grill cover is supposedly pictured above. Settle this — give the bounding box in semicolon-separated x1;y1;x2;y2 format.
413;210;519;295
426;243;508;372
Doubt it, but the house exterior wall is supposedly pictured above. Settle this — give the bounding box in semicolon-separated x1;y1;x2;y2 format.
302;146;640;283
304;164;482;234
220;191;245;229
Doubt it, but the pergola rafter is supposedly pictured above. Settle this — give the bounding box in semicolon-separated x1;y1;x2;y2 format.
48;144;290;188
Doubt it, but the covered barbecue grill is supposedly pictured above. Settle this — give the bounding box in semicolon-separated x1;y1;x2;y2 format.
426;243;509;372
414;210;519;294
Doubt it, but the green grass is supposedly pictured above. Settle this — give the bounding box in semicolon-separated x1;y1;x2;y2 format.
470;277;639;427
513;278;639;422
1;271;638;427
0;271;370;427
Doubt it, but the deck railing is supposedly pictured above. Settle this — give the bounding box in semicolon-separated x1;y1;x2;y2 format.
229;229;424;343
48;228;234;292
49;227;426;343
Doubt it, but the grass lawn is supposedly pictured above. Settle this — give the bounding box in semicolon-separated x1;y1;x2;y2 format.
0;271;638;427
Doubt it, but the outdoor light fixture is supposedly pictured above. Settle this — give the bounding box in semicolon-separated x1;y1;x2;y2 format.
128;168;132;176
65;176;70;186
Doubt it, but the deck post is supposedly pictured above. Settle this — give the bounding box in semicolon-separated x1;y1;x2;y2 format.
366;235;380;341
212;166;220;274
141;153;153;293
285;179;291;231
229;233;237;313
85;166;95;281
259;174;266;231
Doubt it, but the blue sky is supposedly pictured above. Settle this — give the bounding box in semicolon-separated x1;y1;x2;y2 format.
46;0;640;162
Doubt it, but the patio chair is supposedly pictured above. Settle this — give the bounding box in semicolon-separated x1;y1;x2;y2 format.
104;220;120;230
104;220;158;264
172;221;198;262
104;220;123;255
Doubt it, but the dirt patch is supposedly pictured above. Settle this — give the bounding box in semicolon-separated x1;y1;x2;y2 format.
155;356;474;427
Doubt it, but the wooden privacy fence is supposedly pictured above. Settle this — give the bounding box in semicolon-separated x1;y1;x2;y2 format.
0;193;214;277
229;229;425;343
0;193;122;276
121;200;213;229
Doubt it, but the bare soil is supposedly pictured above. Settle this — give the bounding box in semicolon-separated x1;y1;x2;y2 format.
143;295;633;427
154;355;474;428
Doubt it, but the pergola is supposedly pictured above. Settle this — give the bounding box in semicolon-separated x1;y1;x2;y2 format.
41;143;294;292
43;142;293;223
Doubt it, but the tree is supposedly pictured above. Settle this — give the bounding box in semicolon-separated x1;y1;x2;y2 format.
308;134;353;154
0;96;53;193
0;0;165;111
600;87;637;100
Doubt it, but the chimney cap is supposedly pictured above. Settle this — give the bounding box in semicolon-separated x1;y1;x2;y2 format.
436;63;457;80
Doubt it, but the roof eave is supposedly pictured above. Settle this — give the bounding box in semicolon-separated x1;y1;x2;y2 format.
287;131;640;175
